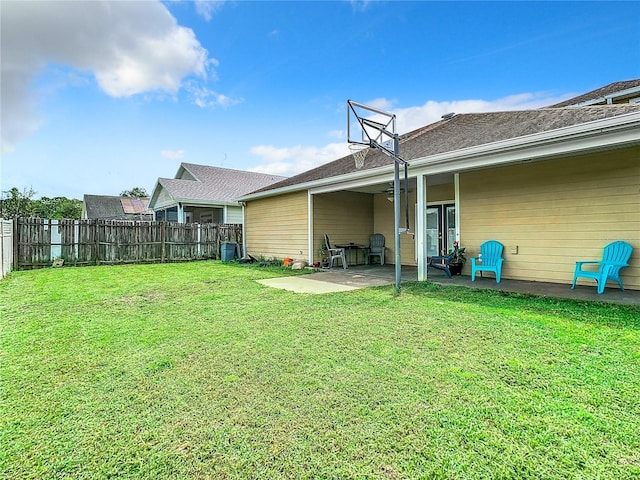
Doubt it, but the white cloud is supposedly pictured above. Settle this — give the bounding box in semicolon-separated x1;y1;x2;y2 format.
186;82;243;108
366;97;396;112
350;0;372;13
161;150;185;160
194;0;227;21
392;92;571;133
248;143;351;176
327;130;344;140
249;91;573;177
1;0;216;152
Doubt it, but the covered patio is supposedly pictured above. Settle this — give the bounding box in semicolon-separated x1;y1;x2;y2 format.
274;265;640;305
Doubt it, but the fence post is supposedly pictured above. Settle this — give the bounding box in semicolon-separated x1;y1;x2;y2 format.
161;222;166;263
13;218;19;270
197;223;201;258
94;220;101;265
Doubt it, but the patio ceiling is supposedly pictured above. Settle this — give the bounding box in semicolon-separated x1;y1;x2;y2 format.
349;172;452;194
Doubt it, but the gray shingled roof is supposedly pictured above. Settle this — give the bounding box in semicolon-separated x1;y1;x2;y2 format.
548;79;640;108
252;104;640;194
83;195;153;220
158;164;286;203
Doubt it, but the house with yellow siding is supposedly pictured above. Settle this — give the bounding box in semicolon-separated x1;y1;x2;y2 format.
239;81;640;291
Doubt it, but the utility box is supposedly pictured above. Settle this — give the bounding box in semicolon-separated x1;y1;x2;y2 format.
221;242;237;262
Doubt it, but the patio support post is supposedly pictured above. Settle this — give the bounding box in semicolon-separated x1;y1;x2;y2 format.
393;137;402;294
178;203;184;223
417;174;428;281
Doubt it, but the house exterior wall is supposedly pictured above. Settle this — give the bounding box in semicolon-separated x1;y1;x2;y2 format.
225;206;243;224
373;184;455;266
313;191;373;263
613;96;640;105
177;169;196;181
459;146;639;290
153;187;174;210
373;192;417;266
245;191;308;259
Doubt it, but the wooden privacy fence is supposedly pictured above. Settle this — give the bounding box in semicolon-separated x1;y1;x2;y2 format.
14;218;243;269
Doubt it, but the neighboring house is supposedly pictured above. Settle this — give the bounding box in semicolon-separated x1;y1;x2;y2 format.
239;81;640;291
549;79;640;108
148;163;285;224
82;195;153;220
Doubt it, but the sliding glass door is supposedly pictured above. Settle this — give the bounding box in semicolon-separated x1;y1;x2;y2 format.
426;207;440;257
425;204;456;258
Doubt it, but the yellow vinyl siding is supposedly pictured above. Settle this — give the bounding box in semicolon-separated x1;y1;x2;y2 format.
425;183;455;203
460;146;640;289
245;192;308;259
613;97;640;105
373;184;454;266
313;191;373;263
373;192;416;265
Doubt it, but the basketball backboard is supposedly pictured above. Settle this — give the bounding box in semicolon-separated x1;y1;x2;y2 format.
347;100;397;150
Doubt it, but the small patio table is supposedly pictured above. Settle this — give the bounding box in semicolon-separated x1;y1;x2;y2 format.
335;244;370;266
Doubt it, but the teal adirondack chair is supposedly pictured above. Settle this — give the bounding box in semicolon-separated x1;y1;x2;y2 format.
571;241;633;294
470;241;504;283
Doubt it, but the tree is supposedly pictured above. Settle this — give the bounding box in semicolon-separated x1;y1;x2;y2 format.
0;187;36;219
33;196;83;220
54;198;83;219
0;188;83;220
120;187;149;198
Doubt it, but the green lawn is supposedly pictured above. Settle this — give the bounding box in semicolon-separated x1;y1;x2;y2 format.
1;262;639;479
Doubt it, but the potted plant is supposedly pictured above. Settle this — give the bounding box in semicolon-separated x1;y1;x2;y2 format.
318;247;328;268
447;241;466;275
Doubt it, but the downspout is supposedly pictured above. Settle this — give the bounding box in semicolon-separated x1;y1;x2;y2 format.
240;202;247;258
454;173;460;244
308;192;314;265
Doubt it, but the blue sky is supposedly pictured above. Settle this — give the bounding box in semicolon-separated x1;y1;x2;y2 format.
2;1;639;200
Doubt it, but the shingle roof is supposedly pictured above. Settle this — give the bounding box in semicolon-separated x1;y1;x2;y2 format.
83;195;153;220
548;79;640;108
158;164;286;203
252;104;640;194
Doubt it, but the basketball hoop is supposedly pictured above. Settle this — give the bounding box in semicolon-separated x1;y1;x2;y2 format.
349;143;368;169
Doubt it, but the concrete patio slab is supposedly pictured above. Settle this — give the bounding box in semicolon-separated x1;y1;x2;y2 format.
257;276;358;294
257;265;640;305
257;268;396;293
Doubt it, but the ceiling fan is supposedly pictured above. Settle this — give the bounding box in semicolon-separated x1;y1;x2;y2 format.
381;181;411;194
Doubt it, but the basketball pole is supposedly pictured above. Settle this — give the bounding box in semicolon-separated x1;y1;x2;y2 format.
347;100;407;294
393;135;402;294
367;134;406;295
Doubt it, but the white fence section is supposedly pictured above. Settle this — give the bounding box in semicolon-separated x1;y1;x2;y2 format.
1;219;13;279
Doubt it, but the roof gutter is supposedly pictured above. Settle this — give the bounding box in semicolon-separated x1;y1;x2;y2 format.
238;111;640;201
152;199;242;208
